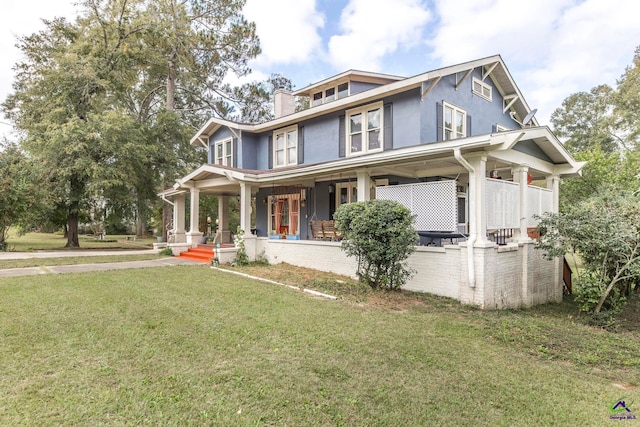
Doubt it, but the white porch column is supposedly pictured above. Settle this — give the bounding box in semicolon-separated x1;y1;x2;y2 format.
468;154;489;245
186;187;202;244
172;194;186;243
513;165;531;242
546;175;560;213
239;182;253;237
356;170;371;202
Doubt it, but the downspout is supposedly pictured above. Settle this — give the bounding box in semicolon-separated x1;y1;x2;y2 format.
453;148;476;287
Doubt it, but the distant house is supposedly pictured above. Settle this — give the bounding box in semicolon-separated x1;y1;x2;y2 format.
160;55;584;309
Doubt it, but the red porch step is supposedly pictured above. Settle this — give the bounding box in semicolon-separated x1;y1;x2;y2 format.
178;244;216;264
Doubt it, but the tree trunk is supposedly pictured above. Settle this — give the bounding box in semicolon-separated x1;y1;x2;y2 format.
65;175;83;248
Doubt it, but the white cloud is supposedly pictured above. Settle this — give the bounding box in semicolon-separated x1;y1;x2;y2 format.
429;0;640;123
243;0;325;66
328;0;432;71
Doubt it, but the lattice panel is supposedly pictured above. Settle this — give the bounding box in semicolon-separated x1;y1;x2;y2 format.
376;181;457;231
526;186;553;227
486;178;520;229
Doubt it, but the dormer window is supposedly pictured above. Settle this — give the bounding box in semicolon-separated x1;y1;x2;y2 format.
325;87;335;102
312;92;323;107
310;82;349;107
337;83;349;99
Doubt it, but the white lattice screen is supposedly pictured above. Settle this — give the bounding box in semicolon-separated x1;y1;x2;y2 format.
376;181;457;231
526;186;553;227
486;178;520;229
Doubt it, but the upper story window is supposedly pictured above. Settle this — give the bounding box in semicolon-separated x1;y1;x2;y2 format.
346;102;383;156
311;82;349;107
443;102;466;140
472;77;492;101
215;137;233;166
273;125;298;168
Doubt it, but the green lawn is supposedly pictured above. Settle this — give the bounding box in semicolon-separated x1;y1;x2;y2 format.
1;266;638;426
0;254;166;270
4;231;155;251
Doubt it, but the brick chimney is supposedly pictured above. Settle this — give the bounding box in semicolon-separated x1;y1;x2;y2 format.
274;89;295;118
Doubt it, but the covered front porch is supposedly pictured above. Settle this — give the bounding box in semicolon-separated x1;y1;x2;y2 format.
162;127;583;249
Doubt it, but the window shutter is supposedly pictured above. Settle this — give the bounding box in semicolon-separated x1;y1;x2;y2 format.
467;115;472;137
298;126;304;164
339;115;346;158
436;102;443;142
268;135;273;169
383;103;393;150
233;137;238;168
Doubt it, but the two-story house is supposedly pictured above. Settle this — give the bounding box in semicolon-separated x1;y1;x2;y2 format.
160;54;584;309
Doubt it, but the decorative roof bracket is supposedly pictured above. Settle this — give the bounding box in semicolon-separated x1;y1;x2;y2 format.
455;69;474;90
482;62;499;81
421;76;442;100
503;95;519;113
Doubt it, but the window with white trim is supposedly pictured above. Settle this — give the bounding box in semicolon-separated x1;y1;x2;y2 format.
336;182;358;207
443;102;466;141
215;137;233;166
311;82;349;107
269;194;300;236
273;125;298;168
346;102;383;156
472;77;492;101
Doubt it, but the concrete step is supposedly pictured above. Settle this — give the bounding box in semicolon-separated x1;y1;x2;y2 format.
177;245;216;264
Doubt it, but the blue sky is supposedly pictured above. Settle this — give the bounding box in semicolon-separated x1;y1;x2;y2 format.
2;0;640;140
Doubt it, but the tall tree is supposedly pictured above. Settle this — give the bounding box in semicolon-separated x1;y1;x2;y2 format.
81;0;260;239
613;46;640;149
3;0;261;245
550;85;620;153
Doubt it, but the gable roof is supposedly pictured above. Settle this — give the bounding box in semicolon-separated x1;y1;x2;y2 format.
190;55;537;147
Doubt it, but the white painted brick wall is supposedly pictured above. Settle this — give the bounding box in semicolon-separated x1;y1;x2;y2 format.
254;238;561;309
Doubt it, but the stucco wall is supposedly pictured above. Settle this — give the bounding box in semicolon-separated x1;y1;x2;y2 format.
254;238;561;309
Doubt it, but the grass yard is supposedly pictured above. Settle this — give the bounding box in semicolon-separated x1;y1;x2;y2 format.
0;254;166;270
1;265;639;426
4;231;155;251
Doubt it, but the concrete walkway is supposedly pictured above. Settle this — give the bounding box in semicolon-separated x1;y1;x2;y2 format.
0;249;203;279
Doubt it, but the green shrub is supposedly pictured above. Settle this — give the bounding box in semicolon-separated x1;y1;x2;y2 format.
334;199;417;290
158;247;173;256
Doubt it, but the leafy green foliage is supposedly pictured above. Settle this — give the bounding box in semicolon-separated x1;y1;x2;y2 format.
334;199;417;290
551;85;619;153
3;0;261;246
559;147;640;212
158;247;173;256
233;226;249;266
536;188;640;316
0;142;46;250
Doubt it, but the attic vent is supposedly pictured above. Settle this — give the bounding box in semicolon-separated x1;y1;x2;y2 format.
472;77;492;101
